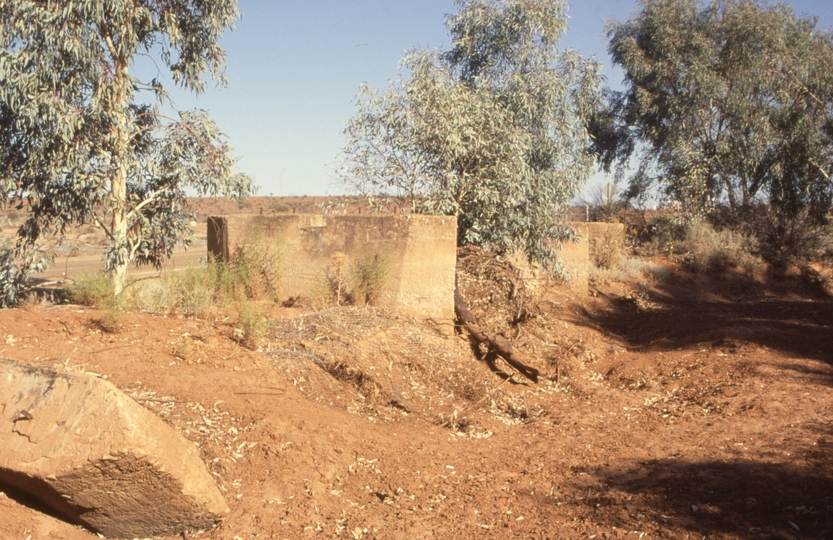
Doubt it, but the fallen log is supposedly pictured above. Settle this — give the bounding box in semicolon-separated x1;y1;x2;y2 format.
454;286;539;383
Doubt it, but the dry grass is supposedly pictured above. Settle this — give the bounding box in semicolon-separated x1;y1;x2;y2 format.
684;222;763;275
590;226;625;270
312;251;390;309
590;257;671;286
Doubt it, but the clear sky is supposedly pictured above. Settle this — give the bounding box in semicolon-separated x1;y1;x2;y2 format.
153;0;833;197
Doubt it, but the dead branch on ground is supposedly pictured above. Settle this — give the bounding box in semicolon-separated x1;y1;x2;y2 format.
454;284;539;383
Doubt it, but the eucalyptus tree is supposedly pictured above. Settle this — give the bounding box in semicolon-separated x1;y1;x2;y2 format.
0;0;254;304
339;0;601;274
592;0;833;263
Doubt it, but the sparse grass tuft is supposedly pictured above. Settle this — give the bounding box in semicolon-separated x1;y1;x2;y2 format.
349;252;389;306
233;300;266;349
330;252;349;306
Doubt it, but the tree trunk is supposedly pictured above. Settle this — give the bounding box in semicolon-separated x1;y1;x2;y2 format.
110;147;129;296
106;32;132;297
454;285;539;383
110;127;131;295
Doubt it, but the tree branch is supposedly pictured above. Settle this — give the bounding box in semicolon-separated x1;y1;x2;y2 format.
810;158;830;180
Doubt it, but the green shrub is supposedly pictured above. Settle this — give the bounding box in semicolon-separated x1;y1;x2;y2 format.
349;252;389;306
233;300;265;349
67;272;116;308
644;216;689;254
66;272;125;332
750;207;830;272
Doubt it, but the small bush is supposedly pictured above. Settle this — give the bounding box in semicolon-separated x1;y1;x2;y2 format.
173;265;218;316
131;234;283;317
313;251;389;308
590;227;625;270
684;222;762;274
67;272;125;332
644;216;689;254
590;256;670;285
226;233;282;302
750;207;830;272
233;300;265;349
67;272;116;308
134;279;178;314
349;252;389;306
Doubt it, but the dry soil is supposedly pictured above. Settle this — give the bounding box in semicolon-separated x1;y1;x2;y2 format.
0;260;831;540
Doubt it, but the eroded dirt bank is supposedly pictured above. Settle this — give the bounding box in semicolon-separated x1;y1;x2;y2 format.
0;271;831;539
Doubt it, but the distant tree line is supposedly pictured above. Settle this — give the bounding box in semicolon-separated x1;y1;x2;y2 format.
340;0;833;272
591;0;833;268
2;0;832;306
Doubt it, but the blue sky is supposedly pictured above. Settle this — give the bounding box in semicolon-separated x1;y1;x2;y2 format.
152;0;833;197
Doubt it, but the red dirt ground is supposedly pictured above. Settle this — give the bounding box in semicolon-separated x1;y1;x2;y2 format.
1;261;831;540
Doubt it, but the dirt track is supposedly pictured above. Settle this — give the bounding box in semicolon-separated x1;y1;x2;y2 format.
0;266;831;540
33;249;207;283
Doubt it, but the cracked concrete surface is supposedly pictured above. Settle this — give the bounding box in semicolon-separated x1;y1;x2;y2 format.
0;358;228;538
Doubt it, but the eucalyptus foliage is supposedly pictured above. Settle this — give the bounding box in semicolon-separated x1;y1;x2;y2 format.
0;0;254;304
592;0;833;261
339;0;601;274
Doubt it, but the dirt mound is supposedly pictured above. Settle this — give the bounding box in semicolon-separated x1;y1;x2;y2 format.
455;245;537;337
1;262;832;540
265;307;547;432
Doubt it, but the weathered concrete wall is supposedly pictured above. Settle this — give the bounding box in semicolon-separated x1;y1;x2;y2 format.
207;214;457;321
512;222;626;293
563;221;626;289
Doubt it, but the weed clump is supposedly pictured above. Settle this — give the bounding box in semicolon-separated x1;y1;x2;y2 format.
590;256;670;286
349;252;389;306
66;272;125;332
315;251;390;308
590;227;625;269
684;222;762;275
232;300;266;349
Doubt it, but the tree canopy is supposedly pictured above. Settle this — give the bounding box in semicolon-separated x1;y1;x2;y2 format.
0;0;254;304
591;0;833;263
339;0;601;274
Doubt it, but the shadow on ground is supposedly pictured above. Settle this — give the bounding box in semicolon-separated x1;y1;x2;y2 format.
579;451;833;539
576;273;833;366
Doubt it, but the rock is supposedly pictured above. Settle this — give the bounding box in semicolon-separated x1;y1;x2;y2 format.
0;358;229;538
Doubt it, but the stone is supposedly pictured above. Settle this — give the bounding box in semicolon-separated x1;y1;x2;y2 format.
0;358;229;538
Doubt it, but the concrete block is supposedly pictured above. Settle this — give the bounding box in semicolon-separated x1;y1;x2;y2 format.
207;214;458;321
0;359;228;538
